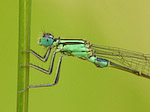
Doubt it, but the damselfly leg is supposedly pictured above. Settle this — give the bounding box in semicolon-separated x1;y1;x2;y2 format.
19;49;62;93
27;54;63;89
30;51;57;74
30;48;51;62
21;48;51;62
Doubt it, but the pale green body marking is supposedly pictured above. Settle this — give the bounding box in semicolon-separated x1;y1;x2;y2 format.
54;39;109;68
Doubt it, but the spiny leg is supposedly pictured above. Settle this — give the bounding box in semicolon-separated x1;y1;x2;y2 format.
30;51;57;75
22;47;51;62
31;48;51;62
18;51;59;93
28;54;63;89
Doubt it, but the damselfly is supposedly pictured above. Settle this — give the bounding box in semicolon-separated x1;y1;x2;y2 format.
22;33;150;90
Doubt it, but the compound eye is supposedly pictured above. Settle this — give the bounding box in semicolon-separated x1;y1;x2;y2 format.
47;39;49;41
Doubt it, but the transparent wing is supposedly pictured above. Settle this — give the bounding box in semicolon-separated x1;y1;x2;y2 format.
91;44;150;76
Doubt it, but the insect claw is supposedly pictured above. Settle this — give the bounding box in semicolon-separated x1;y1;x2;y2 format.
18;87;29;93
21;51;30;53
20;65;30;67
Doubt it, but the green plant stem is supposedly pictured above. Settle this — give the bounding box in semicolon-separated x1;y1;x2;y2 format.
17;0;31;112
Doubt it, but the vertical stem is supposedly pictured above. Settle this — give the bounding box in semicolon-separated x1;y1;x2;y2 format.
17;0;31;112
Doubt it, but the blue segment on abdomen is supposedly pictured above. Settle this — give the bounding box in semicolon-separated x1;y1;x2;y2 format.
96;58;109;67
88;56;109;68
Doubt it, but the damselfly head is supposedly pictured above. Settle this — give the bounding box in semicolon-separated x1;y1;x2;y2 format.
38;33;54;47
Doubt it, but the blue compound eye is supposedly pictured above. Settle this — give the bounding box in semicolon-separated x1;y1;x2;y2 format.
40;37;53;47
38;33;54;47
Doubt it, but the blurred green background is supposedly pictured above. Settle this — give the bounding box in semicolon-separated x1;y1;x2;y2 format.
1;0;150;112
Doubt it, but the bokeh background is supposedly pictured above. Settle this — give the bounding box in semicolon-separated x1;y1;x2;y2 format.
1;0;150;112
